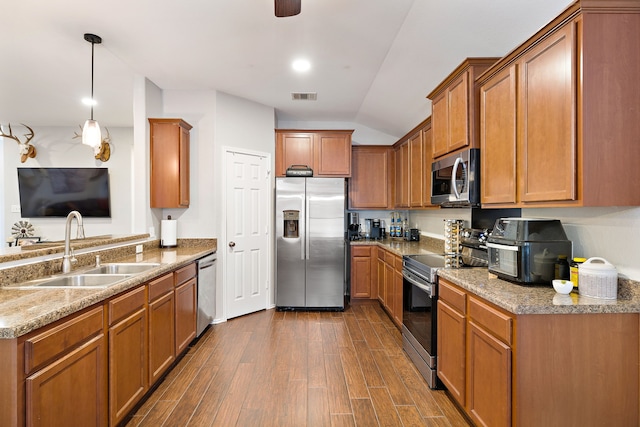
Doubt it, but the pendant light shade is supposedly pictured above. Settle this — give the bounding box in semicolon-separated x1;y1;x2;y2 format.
82;119;101;148
82;33;102;150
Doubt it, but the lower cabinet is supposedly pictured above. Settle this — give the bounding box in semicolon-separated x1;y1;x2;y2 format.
148;273;176;384
351;245;376;299
2;260;202;427
376;247;402;328
24;307;107;427
437;278;512;427
108;286;148;426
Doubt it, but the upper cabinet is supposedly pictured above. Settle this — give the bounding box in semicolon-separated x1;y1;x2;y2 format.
479;0;640;207
392;117;436;209
149;118;192;208
428;58;499;159
275;130;353;177
349;146;395;209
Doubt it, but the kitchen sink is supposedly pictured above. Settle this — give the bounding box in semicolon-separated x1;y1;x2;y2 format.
84;263;161;275
10;274;132;289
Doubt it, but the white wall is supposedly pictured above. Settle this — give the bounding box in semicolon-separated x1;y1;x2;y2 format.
2;126;134;242
410;207;640;281
277;119;398;146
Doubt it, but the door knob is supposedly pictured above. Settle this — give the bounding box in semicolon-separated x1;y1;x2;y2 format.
228;241;236;248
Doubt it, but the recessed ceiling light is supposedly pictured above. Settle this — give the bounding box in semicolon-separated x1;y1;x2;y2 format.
292;59;311;72
82;98;97;106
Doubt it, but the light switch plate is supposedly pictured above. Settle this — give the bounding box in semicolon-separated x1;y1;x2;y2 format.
10;205;20;213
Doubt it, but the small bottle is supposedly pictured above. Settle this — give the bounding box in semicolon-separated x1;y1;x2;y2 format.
554;255;570;280
402;217;408;239
570;257;587;292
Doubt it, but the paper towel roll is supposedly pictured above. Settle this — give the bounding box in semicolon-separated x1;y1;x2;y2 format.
160;219;177;247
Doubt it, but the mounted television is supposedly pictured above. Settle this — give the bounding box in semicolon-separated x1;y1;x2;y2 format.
17;168;111;218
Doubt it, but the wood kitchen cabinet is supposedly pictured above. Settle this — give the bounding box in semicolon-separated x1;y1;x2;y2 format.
479;1;640;207
349;146;395;209
395;141;409;208
275;130;353;177
428;58;498;159
421;122;433;205
149;118;192;208
174;263;197;355
148;273;176;385
351;245;377;299
24;306;107;427
438;278;513;426
108;286;147;426
376;247;402;328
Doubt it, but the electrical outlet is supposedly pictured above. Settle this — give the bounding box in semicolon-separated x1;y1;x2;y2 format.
136;244;143;254
11;205;20;213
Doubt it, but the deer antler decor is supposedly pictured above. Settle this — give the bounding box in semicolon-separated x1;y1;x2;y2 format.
73;125;111;162
0;123;36;163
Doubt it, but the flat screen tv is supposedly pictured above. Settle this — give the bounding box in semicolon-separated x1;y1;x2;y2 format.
17;168;112;218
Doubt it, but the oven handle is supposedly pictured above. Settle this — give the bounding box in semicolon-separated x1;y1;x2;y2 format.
402;270;434;298
486;242;520;251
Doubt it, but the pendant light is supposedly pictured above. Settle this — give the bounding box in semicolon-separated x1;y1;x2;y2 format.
82;33;102;150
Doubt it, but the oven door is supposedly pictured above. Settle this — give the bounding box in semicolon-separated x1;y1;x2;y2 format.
402;270;436;367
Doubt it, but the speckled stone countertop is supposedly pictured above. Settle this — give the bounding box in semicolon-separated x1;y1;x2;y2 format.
350;236;444;256
438;268;640;315
0;238;217;339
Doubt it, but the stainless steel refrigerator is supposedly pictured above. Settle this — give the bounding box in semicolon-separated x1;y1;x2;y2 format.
276;177;346;310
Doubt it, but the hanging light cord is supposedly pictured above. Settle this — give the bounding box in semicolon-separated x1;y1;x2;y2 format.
90;39;95;121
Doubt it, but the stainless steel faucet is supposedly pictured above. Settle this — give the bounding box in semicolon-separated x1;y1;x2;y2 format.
62;210;86;273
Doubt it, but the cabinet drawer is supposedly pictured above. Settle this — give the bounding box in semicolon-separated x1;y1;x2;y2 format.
469;296;513;345
148;273;174;302
351;246;372;257
378;248;385;261
25;306;104;375
394;255;403;271
175;262;196;286
108;286;146;325
384;251;395;265
439;280;466;314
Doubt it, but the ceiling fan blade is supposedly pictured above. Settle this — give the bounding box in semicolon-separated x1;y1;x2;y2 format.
275;0;301;17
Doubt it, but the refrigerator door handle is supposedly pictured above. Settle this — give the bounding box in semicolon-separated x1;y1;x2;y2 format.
305;195;310;260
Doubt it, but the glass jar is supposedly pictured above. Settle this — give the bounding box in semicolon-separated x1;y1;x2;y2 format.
555;255;570;280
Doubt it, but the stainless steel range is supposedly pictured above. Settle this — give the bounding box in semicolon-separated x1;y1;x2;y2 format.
401;253;444;389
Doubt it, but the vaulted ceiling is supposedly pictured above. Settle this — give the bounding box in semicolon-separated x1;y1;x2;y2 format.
0;0;572;141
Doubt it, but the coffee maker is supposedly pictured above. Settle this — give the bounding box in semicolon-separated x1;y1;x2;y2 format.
347;212;360;241
370;219;382;240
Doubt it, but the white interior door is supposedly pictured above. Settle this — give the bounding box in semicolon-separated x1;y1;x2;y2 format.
225;150;270;319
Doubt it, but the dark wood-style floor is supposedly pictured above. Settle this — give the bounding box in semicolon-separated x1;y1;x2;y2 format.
126;301;471;426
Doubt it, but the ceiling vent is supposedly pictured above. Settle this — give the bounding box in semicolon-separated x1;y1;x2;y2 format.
291;92;317;101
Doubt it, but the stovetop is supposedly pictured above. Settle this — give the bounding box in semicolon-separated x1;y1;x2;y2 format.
403;254;445;283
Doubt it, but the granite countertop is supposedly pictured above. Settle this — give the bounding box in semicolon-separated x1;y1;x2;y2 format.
438;268;640;316
350;236;444;257
0;240;216;339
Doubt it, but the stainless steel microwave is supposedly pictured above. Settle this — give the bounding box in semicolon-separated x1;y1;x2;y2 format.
431;148;480;207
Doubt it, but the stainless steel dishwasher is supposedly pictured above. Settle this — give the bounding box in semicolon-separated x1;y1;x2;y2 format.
196;253;217;336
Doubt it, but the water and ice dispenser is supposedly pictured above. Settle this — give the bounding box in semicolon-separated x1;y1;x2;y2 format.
283;210;299;238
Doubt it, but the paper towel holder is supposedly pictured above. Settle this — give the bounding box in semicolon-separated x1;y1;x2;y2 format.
160;215;178;248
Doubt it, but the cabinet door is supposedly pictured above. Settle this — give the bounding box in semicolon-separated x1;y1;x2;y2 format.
275;132;314;176
408;131;424;208
26;334;107;427
148;290;175;385
481;64;517;204
351;246;372;298
468;321;512;427
109;308;147;426
437;300;466;406
431;92;449;158
448;72;470;153
149;119;192;208
392;259;403;327
175;277;197;355
395;142;409;208
349;147;392;209
518;24;576;203
422;124;433;206
377;255;386;304
316;133;351;176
